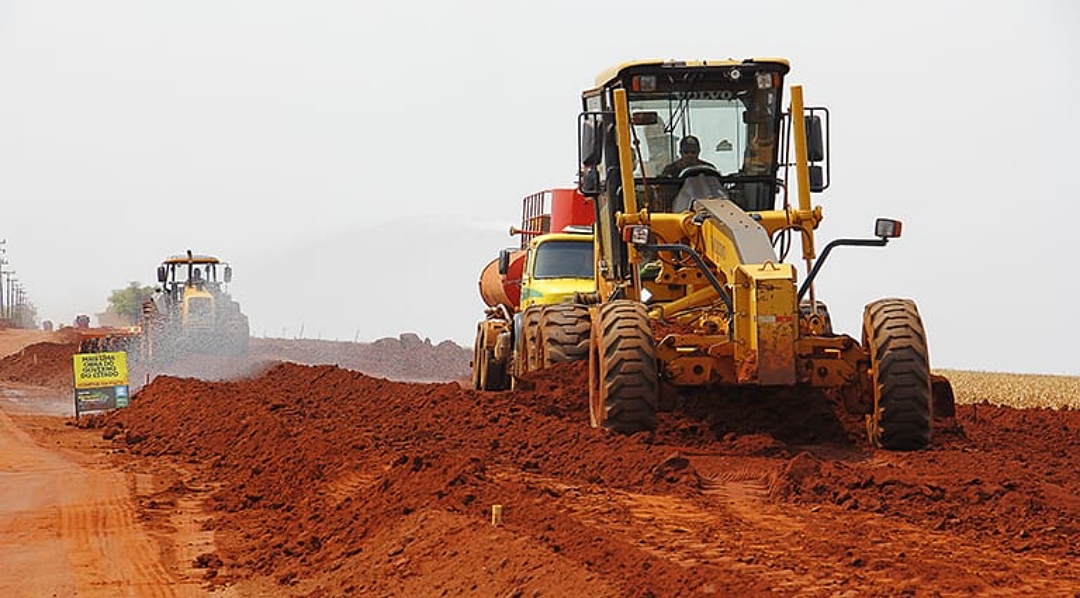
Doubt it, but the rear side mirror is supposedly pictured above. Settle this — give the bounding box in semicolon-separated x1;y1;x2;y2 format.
805;115;824;162
497;249;512;275
579;115;603;167
803;108;830;193
157;266;167;283
223;265;233;283
579;167;601;197
809;165;824;193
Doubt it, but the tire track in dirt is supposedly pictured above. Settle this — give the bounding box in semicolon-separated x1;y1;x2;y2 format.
498;453;1080;597
0;408;211;597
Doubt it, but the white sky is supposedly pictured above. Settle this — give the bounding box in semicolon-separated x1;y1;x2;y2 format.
0;1;1077;374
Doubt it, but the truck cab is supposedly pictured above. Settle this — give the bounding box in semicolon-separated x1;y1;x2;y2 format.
519;232;595;309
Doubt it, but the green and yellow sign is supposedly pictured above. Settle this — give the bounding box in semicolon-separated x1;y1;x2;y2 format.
73;352;130;415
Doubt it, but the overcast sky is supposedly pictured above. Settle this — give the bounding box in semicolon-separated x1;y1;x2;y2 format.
0;1;1077;374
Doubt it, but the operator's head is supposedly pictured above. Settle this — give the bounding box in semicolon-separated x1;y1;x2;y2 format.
679;135;701;157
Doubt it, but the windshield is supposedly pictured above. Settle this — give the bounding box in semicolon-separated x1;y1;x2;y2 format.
627;81;782;213
170;263;219;284
532;240;594;280
629;88;779;180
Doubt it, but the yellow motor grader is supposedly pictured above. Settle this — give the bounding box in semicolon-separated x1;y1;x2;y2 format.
140;250;249;364
541;59;953;450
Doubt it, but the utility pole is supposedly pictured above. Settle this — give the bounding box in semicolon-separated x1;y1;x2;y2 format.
15;286;25;328
0;240;7;322
2;271;14;322
6;275;16;323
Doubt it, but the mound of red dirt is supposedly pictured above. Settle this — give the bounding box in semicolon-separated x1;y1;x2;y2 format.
249;333;469;382
86;359;1080;596
0;341;77;390
91;361;714;595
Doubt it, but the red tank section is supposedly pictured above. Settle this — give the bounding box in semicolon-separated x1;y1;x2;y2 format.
549;188;594;232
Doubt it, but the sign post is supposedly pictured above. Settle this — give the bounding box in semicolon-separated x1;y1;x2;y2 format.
73;351;130;419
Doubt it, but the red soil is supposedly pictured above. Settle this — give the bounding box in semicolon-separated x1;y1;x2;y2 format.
77;359;1080;597
5;328;1077;595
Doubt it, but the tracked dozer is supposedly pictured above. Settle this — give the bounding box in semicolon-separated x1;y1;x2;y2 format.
140;250;249;363
524;59;953;450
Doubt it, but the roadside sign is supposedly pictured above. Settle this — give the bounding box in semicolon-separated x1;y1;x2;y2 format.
73;351;130;417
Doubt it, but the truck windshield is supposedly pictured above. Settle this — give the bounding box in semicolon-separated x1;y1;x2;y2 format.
532;241;594;280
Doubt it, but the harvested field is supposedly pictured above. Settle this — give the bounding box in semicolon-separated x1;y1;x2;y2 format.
936;368;1080;409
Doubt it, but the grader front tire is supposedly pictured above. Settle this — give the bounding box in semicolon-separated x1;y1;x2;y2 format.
588;300;658;434
863;298;933;451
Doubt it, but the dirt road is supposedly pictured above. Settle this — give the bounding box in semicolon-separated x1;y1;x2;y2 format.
0;389;212;596
0;330;1078;596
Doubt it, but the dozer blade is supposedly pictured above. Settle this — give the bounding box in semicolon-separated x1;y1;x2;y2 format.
931;374;956;418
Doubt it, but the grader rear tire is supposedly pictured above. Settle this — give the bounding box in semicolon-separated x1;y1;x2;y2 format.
540;304;591;367
588;300;658;434
863;298;933;450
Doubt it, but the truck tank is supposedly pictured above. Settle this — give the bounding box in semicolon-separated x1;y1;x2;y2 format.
478;251;525;310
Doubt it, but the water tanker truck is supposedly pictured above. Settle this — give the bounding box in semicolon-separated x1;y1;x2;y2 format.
472;189;596;390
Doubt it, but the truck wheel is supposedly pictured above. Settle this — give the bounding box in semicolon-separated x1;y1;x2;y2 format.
589;300;658;434
480;347;508;390
520;306;543;374
540;304;591;367
472;323;484;390
863;298;933;450
473;323;508;391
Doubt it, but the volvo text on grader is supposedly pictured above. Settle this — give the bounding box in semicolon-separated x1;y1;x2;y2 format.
140;251;249;363
474;59;954;450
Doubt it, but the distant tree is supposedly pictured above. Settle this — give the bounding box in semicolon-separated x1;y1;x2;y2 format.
107;282;155;322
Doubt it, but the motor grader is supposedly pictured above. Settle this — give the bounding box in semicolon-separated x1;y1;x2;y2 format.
524;58;953;450
472;189;596;390
140;250;249;363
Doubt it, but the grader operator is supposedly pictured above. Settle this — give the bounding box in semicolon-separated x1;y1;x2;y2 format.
140;250;249;363
516;59;953;450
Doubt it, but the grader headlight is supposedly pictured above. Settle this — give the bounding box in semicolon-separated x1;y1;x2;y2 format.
623;225;651;246
874;218;903;239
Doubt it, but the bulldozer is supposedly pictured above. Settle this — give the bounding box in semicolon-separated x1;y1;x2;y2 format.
520;59;953;450
473;189;596;390
140;250;249;363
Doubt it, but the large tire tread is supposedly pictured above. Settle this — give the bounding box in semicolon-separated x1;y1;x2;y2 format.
521;307;543;374
590;301;658;434
540;304;591;367
864;298;933;450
